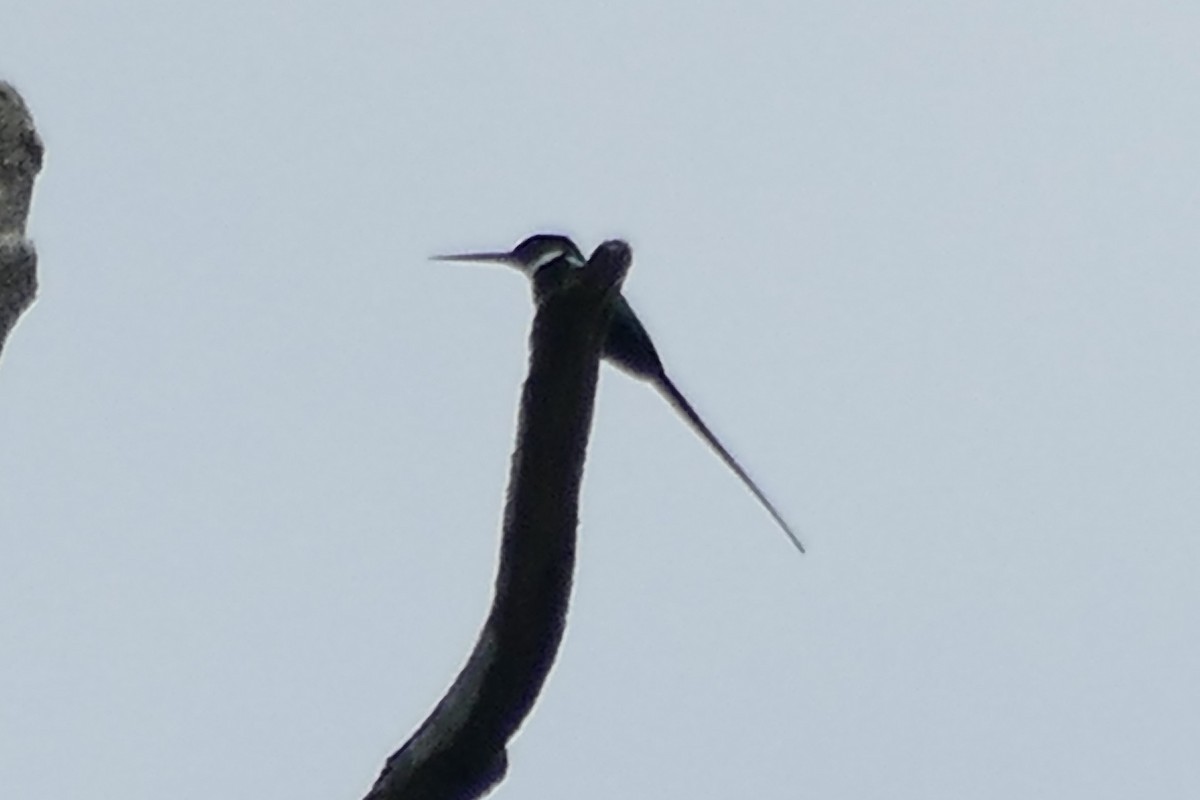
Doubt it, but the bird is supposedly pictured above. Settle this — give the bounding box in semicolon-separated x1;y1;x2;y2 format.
433;234;804;554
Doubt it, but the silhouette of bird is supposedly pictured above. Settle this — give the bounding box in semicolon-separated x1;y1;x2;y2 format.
434;234;804;554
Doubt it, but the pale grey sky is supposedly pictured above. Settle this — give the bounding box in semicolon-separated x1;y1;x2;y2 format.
2;2;1198;798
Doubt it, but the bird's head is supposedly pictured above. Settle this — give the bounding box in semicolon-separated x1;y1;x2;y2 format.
432;233;585;276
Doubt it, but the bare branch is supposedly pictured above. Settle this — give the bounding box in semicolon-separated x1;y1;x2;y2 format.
0;81;43;361
365;242;632;800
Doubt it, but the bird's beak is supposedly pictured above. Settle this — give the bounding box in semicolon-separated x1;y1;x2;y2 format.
430;250;518;267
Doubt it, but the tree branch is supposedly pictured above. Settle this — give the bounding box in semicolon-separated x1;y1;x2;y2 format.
365;241;633;800
0;81;43;362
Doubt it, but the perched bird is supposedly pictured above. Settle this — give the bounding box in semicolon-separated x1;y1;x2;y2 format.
433;234;804;554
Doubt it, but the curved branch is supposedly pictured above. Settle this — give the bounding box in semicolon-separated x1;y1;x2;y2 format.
0;81;43;361
365;242;633;800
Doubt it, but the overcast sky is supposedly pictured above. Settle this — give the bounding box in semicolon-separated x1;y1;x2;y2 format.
3;3;1198;798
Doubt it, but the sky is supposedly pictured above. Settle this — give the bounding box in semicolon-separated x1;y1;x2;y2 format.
2;2;1198;798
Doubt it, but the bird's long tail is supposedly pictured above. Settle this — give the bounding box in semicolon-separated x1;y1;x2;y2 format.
656;373;805;554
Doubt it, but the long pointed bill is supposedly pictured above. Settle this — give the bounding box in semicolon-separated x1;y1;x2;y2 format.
430;251;517;266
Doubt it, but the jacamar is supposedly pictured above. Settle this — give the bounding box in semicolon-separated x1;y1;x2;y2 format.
433;234;804;554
